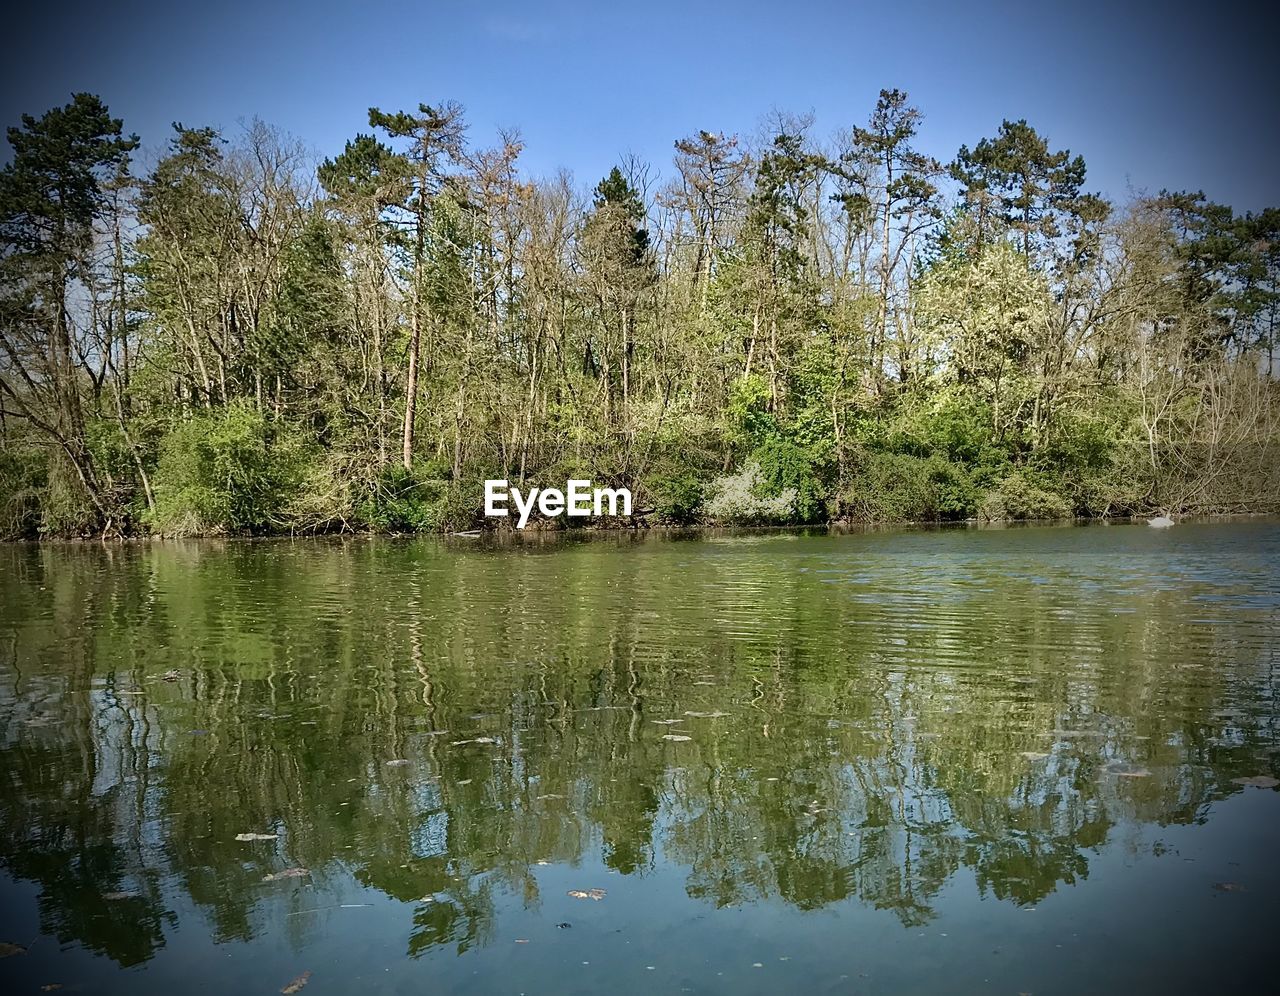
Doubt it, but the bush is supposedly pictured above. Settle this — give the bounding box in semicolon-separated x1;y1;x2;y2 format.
147;402;305;535
646;468;705;525
726;374;777;449
841;452;977;522
752;437;826;523
980;470;1071;521
0;444;47;539
356;462;480;533
703;460;797;524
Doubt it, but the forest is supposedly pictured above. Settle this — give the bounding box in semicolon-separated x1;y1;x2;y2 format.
1;89;1277;537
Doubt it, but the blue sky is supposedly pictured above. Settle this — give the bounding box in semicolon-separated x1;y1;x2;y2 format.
3;0;1277;210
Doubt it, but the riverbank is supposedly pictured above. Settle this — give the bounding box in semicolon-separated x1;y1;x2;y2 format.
10;510;1278;545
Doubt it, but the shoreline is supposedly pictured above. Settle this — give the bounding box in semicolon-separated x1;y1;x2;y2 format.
7;510;1277;546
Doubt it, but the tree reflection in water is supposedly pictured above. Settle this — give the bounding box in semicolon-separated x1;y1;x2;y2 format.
0;525;1276;970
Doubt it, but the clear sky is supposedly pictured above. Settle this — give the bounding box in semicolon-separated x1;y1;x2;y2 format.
3;0;1277;211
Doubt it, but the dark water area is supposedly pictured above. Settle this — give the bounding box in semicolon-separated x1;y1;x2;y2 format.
1;521;1278;993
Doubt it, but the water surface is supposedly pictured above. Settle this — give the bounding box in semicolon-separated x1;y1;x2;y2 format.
2;521;1278;993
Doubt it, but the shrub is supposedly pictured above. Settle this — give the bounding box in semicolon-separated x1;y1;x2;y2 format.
752;436;826;523
703;460;797;524
841;451;976;522
147;402;304;535
980;470;1071;521
356;462;480;533
646;468;705;525
726;374;777;448
0;443;47;539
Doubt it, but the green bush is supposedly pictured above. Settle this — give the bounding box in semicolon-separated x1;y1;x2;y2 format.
147;402;305;535
841;451;976;522
646;468;705;525
752;436;826;523
0;444;47;539
356;462;480;533
726;374;777;449
980;470;1071;521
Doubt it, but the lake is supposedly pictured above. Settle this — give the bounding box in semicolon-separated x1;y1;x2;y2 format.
1;521;1278;993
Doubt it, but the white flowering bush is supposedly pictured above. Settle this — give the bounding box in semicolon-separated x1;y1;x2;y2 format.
702;460;797;524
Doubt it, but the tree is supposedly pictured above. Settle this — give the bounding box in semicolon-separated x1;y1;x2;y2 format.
367;102;467;469
952;119;1091;260
832;88;941;386
672;131;749;308
579;166;655;428
0;93;138;528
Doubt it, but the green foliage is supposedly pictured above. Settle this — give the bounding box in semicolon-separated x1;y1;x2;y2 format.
147;403;304;535
751;437;826;523
0;444;47;538
4;92;1277;538
841;452;978;523
726;375;777;450
979;471;1071;521
645;468;705;525
357;461;479;533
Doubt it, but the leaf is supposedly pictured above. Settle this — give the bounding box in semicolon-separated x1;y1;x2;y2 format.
262;867;309;882
235;832;278;841
281;970;312;994
1231;775;1279;788
567;888;606;901
0;942;25;957
662;734;692;742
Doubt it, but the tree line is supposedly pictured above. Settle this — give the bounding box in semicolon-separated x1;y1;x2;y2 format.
1;90;1277;537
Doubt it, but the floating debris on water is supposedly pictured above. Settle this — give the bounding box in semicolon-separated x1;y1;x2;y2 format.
567;888;606;901
262;867;309;882
235;832;278;841
1105;763;1151;778
662;734;693;742
280;970;312;994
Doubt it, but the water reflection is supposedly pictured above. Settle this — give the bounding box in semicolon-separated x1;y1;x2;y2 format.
0;523;1277;977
